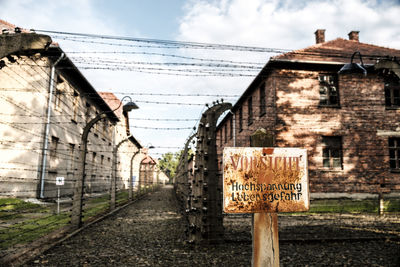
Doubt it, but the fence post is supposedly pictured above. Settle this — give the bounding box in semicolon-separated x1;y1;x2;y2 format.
187;102;231;243
71;113;107;228
250;129;279;267
111;138;131;210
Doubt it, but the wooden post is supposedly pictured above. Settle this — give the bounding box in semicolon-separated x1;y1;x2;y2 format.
250;129;279;267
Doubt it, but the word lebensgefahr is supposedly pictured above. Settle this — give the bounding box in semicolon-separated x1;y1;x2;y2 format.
230;182;302;203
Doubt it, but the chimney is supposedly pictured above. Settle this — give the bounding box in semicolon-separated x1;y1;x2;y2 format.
348;31;359;42
315;29;325;44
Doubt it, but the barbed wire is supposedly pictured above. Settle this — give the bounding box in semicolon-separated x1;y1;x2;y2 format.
35;30;291;53
66;51;266;65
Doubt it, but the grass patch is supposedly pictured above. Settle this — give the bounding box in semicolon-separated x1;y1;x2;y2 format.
0;189;155;251
309;199;378;213
82;194;110;222
88;194;109;204
384;198;400;212
302;198;400;214
0;198;49;221
0;213;69;250
116;191;129;205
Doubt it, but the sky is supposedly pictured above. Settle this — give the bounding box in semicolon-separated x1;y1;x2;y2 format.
1;0;400;158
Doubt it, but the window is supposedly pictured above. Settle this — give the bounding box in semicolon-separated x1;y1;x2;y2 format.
259;83;266;116
85;106;92;123
322;136;342;168
92;152;97;165
72;91;79;122
248;96;253;125
389;138;400;171
69;143;75;170
219;129;222;146
103;119;108;134
54;75;64;110
54;89;63;110
100;154;104;175
224;124;227;143
229;117;233;140
50;136;59;159
93;111;99;132
319;74;339;106
239;107;243;132
385;76;400;108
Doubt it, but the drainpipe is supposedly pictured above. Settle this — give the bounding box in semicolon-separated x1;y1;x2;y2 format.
229;110;236;147
39;53;64;199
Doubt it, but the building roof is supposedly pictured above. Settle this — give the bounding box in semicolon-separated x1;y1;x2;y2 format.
0;19;29;33
0;19;119;123
272;38;400;65
217;32;400;130
99;91;142;148
141;155;157;165
98;92;124;119
41;46;120;123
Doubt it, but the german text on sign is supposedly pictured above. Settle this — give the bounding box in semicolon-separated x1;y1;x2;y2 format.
223;147;309;213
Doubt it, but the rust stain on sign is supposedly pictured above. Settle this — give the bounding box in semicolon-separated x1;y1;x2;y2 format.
223;147;309;213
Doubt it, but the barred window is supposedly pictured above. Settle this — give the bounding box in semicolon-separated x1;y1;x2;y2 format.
385;76;400;108
54;75;64;110
319;74;339;106
50;136;59;159
389;138;400;171
229;117;233;140
72;90;79;122
322;136;342;168
224;124;227;143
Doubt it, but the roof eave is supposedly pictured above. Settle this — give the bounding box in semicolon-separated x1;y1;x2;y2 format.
128;135;142;149
44;46;119;123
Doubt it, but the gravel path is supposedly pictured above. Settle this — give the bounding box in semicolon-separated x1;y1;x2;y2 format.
25;185;400;266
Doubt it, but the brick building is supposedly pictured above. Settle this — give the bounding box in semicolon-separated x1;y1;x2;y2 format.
216;30;400;198
139;154;157;188
98;92;143;192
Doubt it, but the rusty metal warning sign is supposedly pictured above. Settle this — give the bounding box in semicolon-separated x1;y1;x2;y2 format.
223;147;309;213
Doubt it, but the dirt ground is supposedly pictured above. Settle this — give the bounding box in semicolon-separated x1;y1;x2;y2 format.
24;185;400;266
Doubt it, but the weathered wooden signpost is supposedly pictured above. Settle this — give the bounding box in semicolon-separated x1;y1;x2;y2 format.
223;129;309;267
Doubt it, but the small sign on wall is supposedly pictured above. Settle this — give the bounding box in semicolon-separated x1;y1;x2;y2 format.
223;147;309;213
56;176;65;186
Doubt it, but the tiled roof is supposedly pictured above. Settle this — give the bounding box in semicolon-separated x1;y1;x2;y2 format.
273;38;400;65
0;19;59;47
141;155;156;165
0;19;29;33
98;92;123;118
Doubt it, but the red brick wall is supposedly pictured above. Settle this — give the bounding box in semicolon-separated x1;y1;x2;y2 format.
216;68;400;194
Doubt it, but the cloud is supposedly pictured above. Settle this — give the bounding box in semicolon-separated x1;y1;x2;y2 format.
178;0;400;49
0;0;117;35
